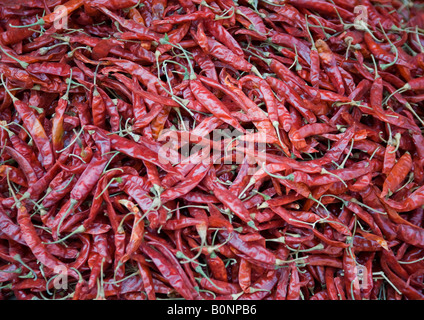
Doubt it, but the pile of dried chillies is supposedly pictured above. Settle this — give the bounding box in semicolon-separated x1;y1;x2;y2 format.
0;0;424;301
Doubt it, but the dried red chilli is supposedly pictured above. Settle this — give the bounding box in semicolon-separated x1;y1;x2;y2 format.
0;0;423;302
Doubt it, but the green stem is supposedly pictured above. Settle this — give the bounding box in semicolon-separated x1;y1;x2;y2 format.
321;168;348;187
195;266;224;291
44;225;85;245
56;198;78;237
55;126;85;153
13;254;37;280
0;46;29;69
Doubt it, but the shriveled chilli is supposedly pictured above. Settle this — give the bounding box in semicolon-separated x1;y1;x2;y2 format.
0;0;423;301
